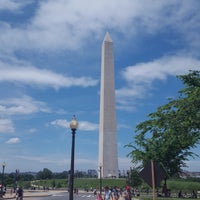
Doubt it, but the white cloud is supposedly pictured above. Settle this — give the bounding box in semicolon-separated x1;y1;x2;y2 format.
0;0;199;173
27;128;37;134
121;56;200;84
0;95;50;116
78;121;99;131
116;56;200;111
0;119;14;133
6;137;20;144
51;119;68;129
0;0;199;52
51;119;99;131
0;0;31;11
0;64;98;89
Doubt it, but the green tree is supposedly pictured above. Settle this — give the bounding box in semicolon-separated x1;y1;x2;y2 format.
127;169;142;187
51;179;56;188
36;168;53;180
53;171;68;179
126;70;200;176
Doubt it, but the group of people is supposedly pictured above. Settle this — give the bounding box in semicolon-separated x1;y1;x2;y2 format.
178;190;197;198
96;185;132;200
0;186;23;200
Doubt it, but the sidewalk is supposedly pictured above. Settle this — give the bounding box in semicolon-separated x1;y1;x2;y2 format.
2;190;99;199
2;190;59;199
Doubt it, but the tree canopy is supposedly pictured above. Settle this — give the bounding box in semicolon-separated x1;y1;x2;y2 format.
36;168;53;180
126;70;200;177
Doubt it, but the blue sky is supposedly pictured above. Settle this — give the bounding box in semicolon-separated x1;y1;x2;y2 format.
0;0;200;173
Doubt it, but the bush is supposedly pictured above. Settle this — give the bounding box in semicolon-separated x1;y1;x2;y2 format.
167;180;200;192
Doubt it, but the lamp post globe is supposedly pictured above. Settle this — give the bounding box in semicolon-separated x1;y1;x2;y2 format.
69;116;78;200
2;162;6;168
70;116;78;130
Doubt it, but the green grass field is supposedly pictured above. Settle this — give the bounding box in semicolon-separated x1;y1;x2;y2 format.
25;178;200;200
30;178;199;200
32;178;200;192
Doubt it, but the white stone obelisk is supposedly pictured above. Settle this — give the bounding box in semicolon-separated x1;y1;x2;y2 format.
98;32;118;178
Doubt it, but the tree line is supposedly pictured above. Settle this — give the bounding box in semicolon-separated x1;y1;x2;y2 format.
0;168;65;186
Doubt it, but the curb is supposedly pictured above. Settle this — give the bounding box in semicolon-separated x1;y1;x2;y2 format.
3;195;52;199
3;192;54;199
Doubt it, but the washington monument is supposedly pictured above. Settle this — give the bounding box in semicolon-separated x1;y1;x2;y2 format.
98;32;119;178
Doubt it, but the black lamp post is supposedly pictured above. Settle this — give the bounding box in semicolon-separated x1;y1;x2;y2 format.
1;162;6;197
15;169;19;192
99;165;102;195
69;116;78;200
126;171;130;185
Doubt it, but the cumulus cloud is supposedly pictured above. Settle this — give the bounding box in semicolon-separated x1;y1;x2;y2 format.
0;119;14;133
121;56;200;84
0;0;199;52
0;0;31;11
51;119;99;131
0;63;98;89
116;55;200;111
0;0;199;172
6;137;20;144
0;95;50;116
51;119;68;129
78;121;99;131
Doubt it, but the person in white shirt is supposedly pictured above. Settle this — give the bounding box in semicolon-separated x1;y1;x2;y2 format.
104;186;113;200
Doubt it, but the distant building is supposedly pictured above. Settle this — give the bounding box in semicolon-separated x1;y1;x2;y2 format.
182;171;200;178
87;169;98;177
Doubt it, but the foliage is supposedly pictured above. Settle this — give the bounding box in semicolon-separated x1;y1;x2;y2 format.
186;177;200;183
74;178;126;190
21;181;32;189
4;174;200;194
36;168;53;180
2;169;89;187
127;169;142;187
3;172;35;187
166;179;200;192
52;171;68;179
33;179;67;188
126;70;200;176
24;178;200;192
32;178;126;189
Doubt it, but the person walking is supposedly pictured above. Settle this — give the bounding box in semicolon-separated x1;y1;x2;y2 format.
16;187;23;200
104;186;113;200
123;186;132;200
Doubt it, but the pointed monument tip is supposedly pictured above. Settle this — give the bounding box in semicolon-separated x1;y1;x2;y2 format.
104;32;112;42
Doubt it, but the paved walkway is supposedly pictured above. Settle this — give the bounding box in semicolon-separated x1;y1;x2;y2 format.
2;190;62;199
2;190;98;199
